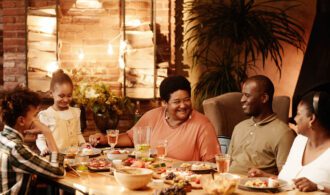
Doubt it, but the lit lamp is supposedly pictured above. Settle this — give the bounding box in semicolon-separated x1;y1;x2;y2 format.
78;49;85;60
47;61;59;77
107;43;114;55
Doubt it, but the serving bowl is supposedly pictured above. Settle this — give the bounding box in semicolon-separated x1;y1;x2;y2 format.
106;150;129;160
114;168;153;190
201;173;240;195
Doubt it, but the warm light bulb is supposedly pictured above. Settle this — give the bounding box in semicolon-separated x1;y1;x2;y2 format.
120;40;127;52
119;56;125;69
38;17;56;34
47;61;58;77
78;49;84;60
107;43;113;55
127;19;141;27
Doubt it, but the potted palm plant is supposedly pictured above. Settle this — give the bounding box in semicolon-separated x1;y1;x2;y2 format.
184;0;305;110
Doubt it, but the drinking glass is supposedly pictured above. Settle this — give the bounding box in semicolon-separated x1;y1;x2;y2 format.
106;129;119;150
76;155;89;171
215;154;231;173
156;140;168;161
133;126;151;159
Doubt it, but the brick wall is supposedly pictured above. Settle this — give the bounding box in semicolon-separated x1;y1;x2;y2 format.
59;0;121;83
1;0;181;90
2;0;26;89
0;1;3;86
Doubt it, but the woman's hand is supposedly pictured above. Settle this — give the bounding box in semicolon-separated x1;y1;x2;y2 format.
89;133;107;146
293;177;317;192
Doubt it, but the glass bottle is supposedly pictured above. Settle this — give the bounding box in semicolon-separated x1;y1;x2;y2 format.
133;101;142;124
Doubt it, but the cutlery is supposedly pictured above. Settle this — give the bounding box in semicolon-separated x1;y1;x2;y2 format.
67;164;81;177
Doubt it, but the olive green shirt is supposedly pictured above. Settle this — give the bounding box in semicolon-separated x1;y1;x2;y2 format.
228;114;296;175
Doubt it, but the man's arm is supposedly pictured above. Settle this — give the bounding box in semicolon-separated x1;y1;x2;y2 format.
21;119;65;177
10;144;65;178
25;119;59;152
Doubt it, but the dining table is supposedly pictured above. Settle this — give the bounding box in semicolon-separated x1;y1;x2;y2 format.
46;154;327;195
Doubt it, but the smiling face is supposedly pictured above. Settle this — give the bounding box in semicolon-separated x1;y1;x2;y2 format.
165;90;192;122
294;102;313;135
241;80;265;117
52;82;73;111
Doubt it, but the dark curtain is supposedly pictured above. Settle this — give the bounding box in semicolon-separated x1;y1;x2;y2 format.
292;0;330;119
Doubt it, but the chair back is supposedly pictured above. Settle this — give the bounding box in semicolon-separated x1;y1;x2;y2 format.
203;92;290;137
218;136;231;154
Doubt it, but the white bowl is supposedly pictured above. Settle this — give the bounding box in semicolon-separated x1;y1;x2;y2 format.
106;152;129;160
114;168;153;190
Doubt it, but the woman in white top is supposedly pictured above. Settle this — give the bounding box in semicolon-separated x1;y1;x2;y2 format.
36;69;85;155
248;91;330;193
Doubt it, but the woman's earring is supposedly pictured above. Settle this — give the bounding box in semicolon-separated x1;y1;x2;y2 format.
165;108;170;120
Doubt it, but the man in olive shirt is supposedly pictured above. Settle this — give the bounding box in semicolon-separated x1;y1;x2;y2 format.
228;75;296;175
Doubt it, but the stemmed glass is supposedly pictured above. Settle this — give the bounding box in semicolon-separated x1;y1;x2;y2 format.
156;139;168;161
106;129;119;150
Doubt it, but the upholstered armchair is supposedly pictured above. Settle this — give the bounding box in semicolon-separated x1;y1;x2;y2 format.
203;92;290;137
203;92;290;153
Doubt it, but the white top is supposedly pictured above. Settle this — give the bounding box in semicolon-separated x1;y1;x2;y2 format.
279;135;330;187
36;106;85;153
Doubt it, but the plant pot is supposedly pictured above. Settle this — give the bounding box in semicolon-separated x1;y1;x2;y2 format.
93;111;119;134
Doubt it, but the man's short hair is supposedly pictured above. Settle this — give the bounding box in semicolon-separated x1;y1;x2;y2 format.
246;75;274;104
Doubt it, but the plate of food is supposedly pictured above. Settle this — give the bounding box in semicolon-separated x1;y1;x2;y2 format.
157;169;202;189
80;144;102;157
172;161;216;174
88;158;112;172
239;177;286;191
105;149;130;160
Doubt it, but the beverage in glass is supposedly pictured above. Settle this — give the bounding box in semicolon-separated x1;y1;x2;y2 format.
156;140;168;160
215;154;230;173
106;129;119;150
133;127;151;159
76;155;89;171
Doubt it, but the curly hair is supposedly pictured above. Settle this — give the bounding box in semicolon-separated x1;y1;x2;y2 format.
50;69;73;91
159;75;191;102
0;87;41;127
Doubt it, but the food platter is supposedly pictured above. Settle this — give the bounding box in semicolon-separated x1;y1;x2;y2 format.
87;158;112;172
80;148;102;157
172;161;216;174
239;177;287;191
158;169;203;189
